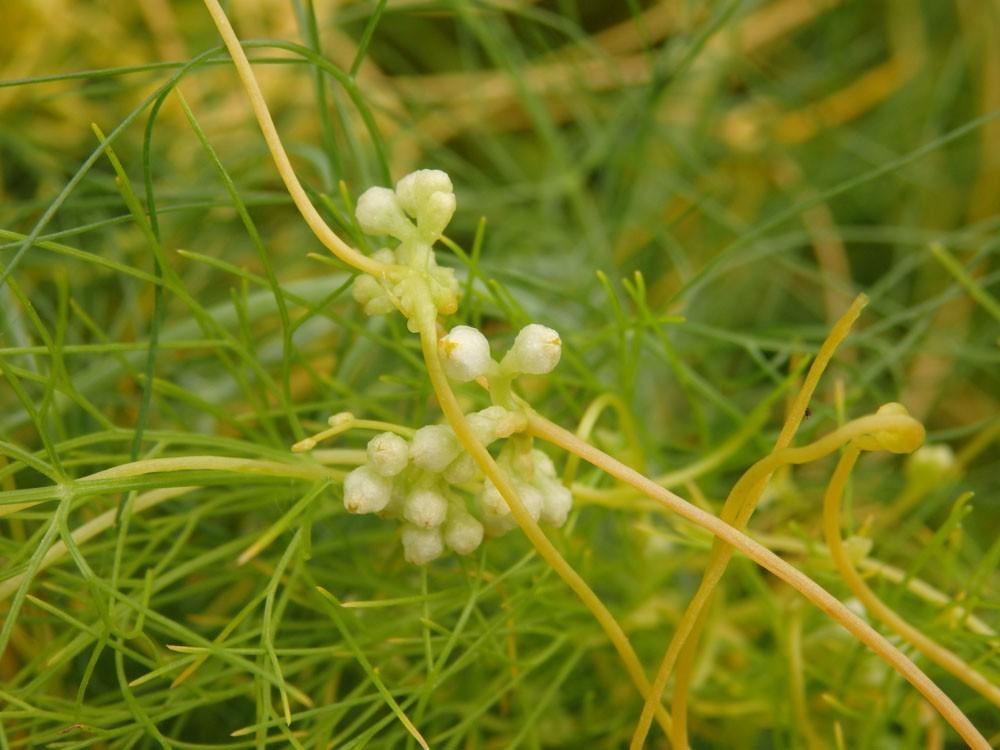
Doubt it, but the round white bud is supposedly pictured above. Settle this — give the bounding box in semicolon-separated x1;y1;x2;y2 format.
481;478;542;521
401;525;444;565
445;513;484;555
531;449;557;479
403;488;449;528
417;190;457;240
410;425;462;473
439;325;492;382
355;186;415;241
504;324;562;375
429;267;460;315
394;241;433;268
443;453;476;485
352;274;382;305
466;406;510;446
366;432;409;477
364;296;395;316
515;481;544;522
479;480;508;517
395;169;454;217
343;466;392;514
538;477;572;528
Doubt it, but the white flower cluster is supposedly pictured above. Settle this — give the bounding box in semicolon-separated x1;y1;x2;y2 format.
351;169;461;327
341;406;573;565
439;322;562;382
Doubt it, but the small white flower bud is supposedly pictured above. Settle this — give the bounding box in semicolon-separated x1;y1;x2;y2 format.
479;479;506;516
395;242;433;268
508;449;534;478
515;481;544;521
401;525;444;565
366;432;409;477
443;453;476;485
430;267;460;315
417;190;457;240
495;411;528;438
404;488;449;528
466;406;512;446
395;169;453;217
343;466;392;514
503;323;562;375
377;485;406;519
439;325;492;382
538;477;572;527
445;513;484;555
531;449;557;479
481;478;541;521
356;186;415;241
410;425;462;473
364;296;395;316
353;271;395;316
352;274;382;305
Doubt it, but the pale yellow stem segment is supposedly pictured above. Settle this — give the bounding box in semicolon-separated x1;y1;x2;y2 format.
527;412;989;750
86;456;331;482
824;448;1000;709
645;293;868;748
201;0;394;278
413;299;674;737
635;412;925;749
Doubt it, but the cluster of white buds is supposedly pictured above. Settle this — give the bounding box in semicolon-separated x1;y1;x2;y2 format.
336;169;572;565
478;447;572;537
351;169;461;328
438;322;563;383
340;405;573;565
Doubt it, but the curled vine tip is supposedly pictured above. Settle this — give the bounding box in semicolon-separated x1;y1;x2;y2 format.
852;403;925;454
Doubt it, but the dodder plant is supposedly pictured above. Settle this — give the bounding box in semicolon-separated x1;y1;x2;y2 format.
190;3;991;748
1;3;995;748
